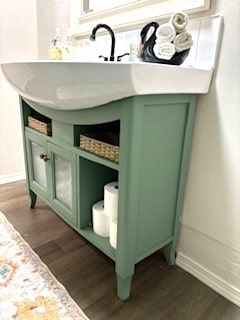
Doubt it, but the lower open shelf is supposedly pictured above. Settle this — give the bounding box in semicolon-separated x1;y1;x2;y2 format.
78;226;116;261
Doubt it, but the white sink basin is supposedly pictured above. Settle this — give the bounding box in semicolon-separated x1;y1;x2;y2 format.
1;61;213;110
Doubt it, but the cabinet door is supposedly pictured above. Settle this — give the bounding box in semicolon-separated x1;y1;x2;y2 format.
48;142;77;227
25;131;50;200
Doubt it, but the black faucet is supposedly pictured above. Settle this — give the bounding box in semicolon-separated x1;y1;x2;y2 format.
90;24;116;61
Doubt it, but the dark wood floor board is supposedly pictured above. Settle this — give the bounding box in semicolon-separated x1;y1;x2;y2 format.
34;240;66;264
197;295;240;320
0;180;239;320
0;180;27;201
154;276;218;320
54;230;88;253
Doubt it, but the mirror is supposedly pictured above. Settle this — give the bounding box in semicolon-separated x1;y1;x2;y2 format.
70;0;211;38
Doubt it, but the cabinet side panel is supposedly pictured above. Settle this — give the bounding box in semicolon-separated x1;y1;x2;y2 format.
136;103;188;257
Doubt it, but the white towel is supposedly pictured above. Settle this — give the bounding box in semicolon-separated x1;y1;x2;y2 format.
174;31;193;52
155;23;176;42
170;12;189;33
153;41;176;60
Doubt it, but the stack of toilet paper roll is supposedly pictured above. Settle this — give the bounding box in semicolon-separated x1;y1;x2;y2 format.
92;181;119;249
104;181;118;249
92;200;109;237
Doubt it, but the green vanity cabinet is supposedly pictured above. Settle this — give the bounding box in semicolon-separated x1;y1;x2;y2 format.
20;93;196;301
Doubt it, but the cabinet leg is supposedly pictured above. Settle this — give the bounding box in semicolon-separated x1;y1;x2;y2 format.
29;190;37;209
164;242;176;265
116;274;133;301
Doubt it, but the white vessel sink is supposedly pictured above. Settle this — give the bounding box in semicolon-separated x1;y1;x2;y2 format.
1;61;213;110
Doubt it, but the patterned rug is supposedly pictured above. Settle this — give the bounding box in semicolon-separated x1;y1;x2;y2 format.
0;211;89;320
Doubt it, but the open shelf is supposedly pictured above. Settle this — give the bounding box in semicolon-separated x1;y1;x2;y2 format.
75;146;119;171
79;226;116;261
26;126;119;170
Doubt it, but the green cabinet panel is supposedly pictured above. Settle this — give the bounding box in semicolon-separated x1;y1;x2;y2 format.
136;103;188;258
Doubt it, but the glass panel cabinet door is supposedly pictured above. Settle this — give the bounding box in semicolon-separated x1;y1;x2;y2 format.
31;141;47;188
54;155;72;209
49;143;77;226
25;131;50;199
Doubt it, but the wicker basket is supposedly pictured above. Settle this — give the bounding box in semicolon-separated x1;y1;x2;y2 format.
80;133;119;163
28;116;52;136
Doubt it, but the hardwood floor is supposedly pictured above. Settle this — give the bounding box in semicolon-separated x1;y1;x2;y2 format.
0;180;239;320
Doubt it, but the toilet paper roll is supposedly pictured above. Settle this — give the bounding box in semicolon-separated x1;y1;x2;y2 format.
109;220;117;249
104;181;119;221
92;200;109;237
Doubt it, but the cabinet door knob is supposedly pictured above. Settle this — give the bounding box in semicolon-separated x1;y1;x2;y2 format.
39;153;49;162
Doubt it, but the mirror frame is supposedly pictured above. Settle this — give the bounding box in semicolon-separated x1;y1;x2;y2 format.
70;0;211;39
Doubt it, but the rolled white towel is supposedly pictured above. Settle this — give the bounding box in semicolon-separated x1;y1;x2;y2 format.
174;31;193;52
155;38;168;44
170;12;189;33
153;41;176;60
155;23;176;42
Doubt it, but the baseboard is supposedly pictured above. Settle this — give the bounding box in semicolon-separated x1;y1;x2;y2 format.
176;252;240;307
0;172;26;185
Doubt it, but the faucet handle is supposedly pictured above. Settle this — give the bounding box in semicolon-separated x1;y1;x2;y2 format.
99;55;108;61
117;53;129;62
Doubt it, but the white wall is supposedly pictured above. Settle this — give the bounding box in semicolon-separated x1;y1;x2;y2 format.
176;0;240;306
0;0;38;184
0;0;70;184
36;0;70;59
